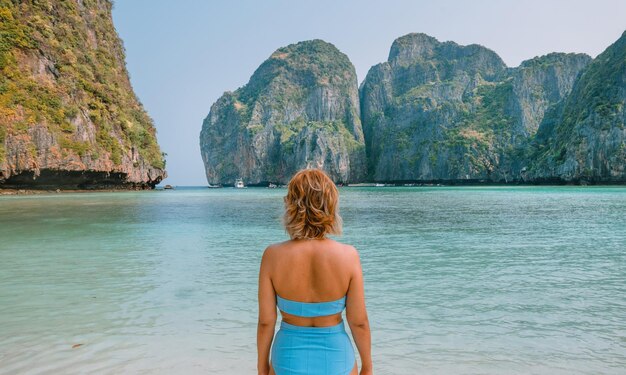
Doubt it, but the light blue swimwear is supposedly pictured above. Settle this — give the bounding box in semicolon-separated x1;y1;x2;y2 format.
271;294;356;375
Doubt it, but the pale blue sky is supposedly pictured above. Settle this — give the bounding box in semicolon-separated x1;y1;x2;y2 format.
112;0;626;185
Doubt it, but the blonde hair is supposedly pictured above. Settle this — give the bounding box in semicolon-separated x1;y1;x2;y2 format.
283;169;342;239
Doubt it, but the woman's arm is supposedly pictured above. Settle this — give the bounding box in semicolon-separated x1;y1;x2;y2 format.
345;247;373;374
257;246;277;375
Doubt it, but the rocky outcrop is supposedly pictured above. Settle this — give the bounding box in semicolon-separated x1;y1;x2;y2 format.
200;40;365;185
360;33;591;182
0;0;166;189
509;53;591;138
525;31;626;183
200;32;624;185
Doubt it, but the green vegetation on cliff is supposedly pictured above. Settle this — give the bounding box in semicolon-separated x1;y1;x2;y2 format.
527;31;626;181
0;0;165;176
200;39;365;184
360;32;598;182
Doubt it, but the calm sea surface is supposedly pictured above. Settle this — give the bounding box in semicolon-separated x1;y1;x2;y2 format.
0;186;625;374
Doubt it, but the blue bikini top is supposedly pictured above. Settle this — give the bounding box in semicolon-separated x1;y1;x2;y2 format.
276;294;346;317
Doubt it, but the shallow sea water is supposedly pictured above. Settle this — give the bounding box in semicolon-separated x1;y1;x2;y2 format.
1;186;625;374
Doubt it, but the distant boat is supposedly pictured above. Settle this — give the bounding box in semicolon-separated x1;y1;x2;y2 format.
207;183;222;189
268;183;277;188
234;178;245;188
375;183;385;187
164;184;174;190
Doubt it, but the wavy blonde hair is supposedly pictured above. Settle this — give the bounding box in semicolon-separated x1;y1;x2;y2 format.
283;169;342;240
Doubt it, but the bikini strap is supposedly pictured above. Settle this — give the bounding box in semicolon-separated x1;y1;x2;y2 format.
276;295;346;317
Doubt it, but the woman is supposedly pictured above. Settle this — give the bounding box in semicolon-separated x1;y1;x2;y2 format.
257;169;373;375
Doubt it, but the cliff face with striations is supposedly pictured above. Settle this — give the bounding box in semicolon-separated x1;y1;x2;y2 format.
200;40;366;185
360;33;591;182
526;31;626;183
200;33;625;185
0;0;166;189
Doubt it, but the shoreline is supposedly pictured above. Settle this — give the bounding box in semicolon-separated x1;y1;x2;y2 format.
3;180;626;195
248;180;626;188
0;188;162;196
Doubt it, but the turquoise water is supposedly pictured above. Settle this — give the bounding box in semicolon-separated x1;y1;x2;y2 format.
1;186;625;374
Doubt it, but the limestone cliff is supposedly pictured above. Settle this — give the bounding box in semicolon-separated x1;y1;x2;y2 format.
526;31;626;183
200;40;365;185
0;0;166;189
360;33;591;182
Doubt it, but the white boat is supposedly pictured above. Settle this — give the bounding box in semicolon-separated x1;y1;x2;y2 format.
234;178;245;188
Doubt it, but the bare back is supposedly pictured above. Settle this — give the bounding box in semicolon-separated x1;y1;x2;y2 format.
265;238;357;327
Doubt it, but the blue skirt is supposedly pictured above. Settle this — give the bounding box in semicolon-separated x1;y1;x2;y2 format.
271;320;356;375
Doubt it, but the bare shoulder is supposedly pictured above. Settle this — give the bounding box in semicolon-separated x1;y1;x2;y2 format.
265;240;292;252
331;238;356;252
261;242;280;263
327;239;359;260
262;240;292;261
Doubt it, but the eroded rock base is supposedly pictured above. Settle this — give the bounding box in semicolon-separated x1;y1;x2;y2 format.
0;169;161;190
